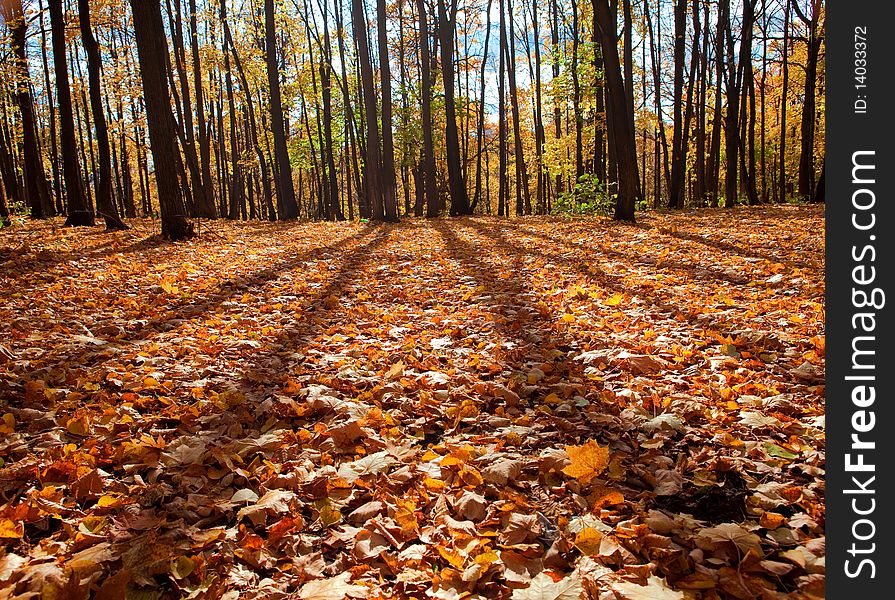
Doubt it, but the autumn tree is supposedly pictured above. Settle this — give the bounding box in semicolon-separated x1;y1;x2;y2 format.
1;0;54;219
129;0;194;239
78;0;128;230
48;0;93;226
593;0;640;221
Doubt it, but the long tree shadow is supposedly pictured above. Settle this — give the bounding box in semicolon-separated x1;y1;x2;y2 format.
63;224;378;369
230;225;393;398
664;228;821;272
462;219;746;336
430;220;626;432
505;220;759;287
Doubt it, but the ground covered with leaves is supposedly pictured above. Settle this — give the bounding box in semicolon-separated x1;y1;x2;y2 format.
0;206;824;599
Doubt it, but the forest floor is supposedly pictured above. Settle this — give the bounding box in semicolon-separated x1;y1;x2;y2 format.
0;206;824;599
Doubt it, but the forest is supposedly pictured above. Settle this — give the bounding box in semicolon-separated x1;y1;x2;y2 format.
0;0;823;230
0;0;824;598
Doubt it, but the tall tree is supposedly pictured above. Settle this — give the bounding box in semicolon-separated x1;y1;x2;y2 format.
794;0;822;200
1;0;54;219
49;0;93;226
353;0;385;220
190;0;217;216
593;0;640;222
438;0;471;216
498;0;508;217
129;0;194;239
505;0;529;216
78;0;128;230
417;0;439;217
377;0;399;221
471;0;492;213
266;0;299;219
668;0;687;208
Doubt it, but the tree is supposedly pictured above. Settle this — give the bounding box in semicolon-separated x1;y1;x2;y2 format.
129;0;194;240
505;0;530;216
794;0;823;200
593;0;640;222
377;0;399;221
48;0;93;226
353;0;385;221
78;0;128;230
266;0;299;220
417;0;439;218
1;0;54;219
437;0;471;216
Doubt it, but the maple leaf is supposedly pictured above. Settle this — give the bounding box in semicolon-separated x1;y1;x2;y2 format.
697;522;764;555
336;451;395;482
562;440;610;484
612;576;684;600
511;572;583;600
297;572;368;600
237;489;296;527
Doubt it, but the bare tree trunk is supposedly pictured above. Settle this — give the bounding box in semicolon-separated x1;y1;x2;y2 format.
778;0;789;203
78;0;128;230
38;0;61;214
471;0;493;214
794;0;821;200
550;0;562;199
593;0;640;221
438;0;471;216
49;0;93;226
2;0;54;219
377;0;399;221
129;0;194;239
353;0;385;219
505;0;530;216
531;1;545;214
266;0;299;219
416;0;439;217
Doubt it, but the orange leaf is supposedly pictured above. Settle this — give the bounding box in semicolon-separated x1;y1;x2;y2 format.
0;518;24;539
562;440;610;484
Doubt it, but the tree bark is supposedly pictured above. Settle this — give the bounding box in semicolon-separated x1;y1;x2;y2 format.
417;0;439;217
2;0;54;219
129;0;195;239
78;0;128;230
505;0;530;216
593;0;640;222
353;0;385;220
266;0;299;219
49;0;93;226
377;0;400;221
438;0;471;216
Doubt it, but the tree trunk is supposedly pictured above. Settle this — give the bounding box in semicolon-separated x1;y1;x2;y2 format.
795;0;821;200
266;0;299;219
471;0;493;214
498;0;508;217
778;0;789;203
78;0;128;230
38;0;62;214
668;0;686;208
438;0;471;216
417;0;439;217
353;0;385;220
2;0;54;219
505;0;530;216
376;0;400;221
129;0;194;240
550;0;562;199
593;0;640;222
49;0;93;226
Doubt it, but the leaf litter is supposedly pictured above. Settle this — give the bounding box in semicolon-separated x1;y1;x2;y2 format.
0;206;824;598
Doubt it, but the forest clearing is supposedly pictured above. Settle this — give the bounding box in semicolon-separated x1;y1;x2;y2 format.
0;206;825;598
